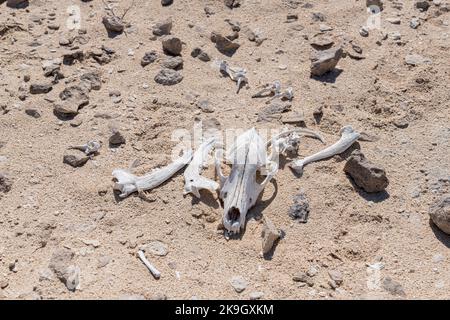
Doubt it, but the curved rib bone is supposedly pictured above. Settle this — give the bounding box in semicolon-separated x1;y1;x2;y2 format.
184;137;219;198
112;149;193;198
290;125;360;174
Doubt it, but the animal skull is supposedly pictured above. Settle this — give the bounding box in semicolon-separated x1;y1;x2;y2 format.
215;128;278;234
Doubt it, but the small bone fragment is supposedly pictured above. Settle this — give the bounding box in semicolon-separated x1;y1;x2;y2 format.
68;140;101;155
219;60;248;93
290;126;360;174
137;250;161;279
112;149;193;198
261;217;281;255
252;81;281;98
184;137;219;197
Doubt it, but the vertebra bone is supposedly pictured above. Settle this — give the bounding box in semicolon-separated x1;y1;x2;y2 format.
69;140;101;155
219;60;248;93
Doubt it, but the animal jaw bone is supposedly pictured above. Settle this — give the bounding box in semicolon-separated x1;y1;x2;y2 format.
112;149;193;198
69;140;101;155
290;125;360;174
215;128;278;234
183;137;219;198
219;60;248;93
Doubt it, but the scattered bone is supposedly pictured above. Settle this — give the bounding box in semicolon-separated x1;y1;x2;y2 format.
68;140;101;156
137;250;161;279
261;217;281;255
184;137;219;197
216;128;278;234
252;80;294;103
344;150;389;193
219;60;247;93
112;149;193;198
290;126;360;174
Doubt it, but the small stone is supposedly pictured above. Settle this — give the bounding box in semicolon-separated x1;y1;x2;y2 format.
261;217;281;255
141;241;168;256
429;195;450;234
312;12;326;22
293;272;309;282
23;74;30;82
307;266;319;277
382;277;406;296
152;17;173;36
191;48;210;61
211;32;240;56
49;248;79;291
328;270;343;286
224;0;240;9
98;255;112;268
63;154;90;168
62;50;84;65
359;26;369;37
410;18;421;29
0;279;8;289
161;56;183;70
416;1;431;11
109;130;126;146
197;99;214;113
80;72;101;91
386;17;401;24
162;36;182;55
154;68;183;85
161;0;173;6
42;58;62;77
344;150;389;193
310;46;343;76
405;54;432;66
141;51;158;67
257;101;292;122
0;173;12;195
25;109;41;118
310;35;334;50
249;291;264;300
432;253;445;263
30;83;52;94
230;276;247;293
288;191;310;222
319;24;333;32
102;15;124;33
6;0;28;8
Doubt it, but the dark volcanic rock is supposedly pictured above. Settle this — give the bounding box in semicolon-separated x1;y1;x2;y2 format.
162;36;182;55
429;195;450;234
288;191;310;222
344;150;389;193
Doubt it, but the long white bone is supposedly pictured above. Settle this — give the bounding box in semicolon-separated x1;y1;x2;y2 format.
219;60;248;93
290;126;360;174
183;137;219;198
137;250;161;279
112;149;193;198
215;128;277;234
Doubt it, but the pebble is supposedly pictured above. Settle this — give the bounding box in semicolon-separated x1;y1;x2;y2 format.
405;54;432;66
382;277;406;296
191;47;211;62
410;17;421;29
152;17;173;36
197;99;214;113
161;0;173;6
211;32;240;56
63;154;90;168
230;276;248;293
328;270;343;286
161;56;183;70
0;173;11;195
162;36;182;55
25;109;41;118
141;51;158;67
359;26;369;37
249;291;264;300
154;68;183;85
29;83;52;94
109;130;126;146
102;15;124;33
49;248;80;291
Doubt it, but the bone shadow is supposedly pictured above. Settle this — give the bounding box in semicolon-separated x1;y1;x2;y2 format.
311;69;343;83
429;219;450;249
190;191;220;209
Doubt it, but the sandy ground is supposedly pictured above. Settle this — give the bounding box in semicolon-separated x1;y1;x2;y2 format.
0;0;450;299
